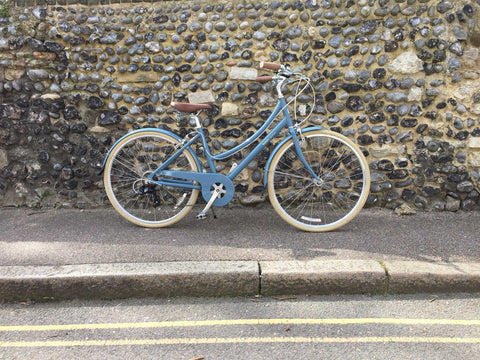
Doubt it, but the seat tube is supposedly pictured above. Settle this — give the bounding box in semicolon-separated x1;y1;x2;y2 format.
197;126;216;173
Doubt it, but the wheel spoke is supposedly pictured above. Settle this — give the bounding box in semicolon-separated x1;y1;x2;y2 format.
268;130;370;232
104;132;199;228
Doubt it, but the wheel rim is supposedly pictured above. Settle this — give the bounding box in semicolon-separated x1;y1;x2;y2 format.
268;131;370;231
104;132;199;227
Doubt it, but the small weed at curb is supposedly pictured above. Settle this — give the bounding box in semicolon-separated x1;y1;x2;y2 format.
14;23;24;33
377;260;389;274
0;5;9;18
0;0;12;18
40;191;51;199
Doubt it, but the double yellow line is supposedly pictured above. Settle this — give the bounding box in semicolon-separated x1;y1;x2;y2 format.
2;318;480;332
1;318;480;348
2;337;480;347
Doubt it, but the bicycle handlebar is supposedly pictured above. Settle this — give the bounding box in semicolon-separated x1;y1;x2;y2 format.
256;75;273;82
259;61;298;80
260;62;282;70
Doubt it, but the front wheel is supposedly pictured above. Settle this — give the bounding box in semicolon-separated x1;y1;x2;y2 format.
103;130;200;228
267;129;370;232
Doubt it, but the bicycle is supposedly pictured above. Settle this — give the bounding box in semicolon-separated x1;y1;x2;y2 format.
101;62;371;232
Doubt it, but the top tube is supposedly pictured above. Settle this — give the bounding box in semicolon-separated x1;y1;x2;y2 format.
203;98;288;160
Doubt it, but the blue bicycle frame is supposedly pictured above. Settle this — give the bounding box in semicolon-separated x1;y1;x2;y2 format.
148;96;322;207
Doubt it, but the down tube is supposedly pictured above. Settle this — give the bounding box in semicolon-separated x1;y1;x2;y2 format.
228;118;289;179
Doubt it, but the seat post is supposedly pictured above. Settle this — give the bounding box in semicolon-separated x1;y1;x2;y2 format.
191;111;202;129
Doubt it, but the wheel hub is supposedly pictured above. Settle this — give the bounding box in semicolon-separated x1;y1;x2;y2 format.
134;172;162;207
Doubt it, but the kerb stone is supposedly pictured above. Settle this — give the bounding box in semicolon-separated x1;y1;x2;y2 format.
0;261;260;301
260;260;386;295
385;261;480;294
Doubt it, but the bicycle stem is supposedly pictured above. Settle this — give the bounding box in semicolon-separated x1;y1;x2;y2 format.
275;77;286;98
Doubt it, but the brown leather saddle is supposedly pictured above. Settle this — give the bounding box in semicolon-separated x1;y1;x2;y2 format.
170;102;212;113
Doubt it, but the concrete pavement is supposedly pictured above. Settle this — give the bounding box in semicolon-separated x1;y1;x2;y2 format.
0;205;479;301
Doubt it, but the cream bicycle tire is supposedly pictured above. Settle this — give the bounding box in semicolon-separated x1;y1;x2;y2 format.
104;131;200;228
267;129;370;232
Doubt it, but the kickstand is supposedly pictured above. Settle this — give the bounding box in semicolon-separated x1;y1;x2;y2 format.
210;207;217;219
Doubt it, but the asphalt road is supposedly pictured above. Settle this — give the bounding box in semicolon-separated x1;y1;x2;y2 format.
1;294;480;359
1;205;479;266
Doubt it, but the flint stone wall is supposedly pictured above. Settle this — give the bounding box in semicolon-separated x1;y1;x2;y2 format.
0;0;480;212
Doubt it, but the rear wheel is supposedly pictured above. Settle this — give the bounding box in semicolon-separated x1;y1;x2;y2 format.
103;131;199;227
267;129;370;232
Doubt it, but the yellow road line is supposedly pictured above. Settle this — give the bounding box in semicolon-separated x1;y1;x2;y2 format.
1;318;480;332
2;336;480;348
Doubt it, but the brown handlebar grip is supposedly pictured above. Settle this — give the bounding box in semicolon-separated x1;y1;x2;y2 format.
256;76;273;82
260;62;281;70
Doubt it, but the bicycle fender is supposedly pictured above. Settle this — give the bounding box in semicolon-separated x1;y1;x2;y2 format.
98;128;202;175
263;126;324;186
